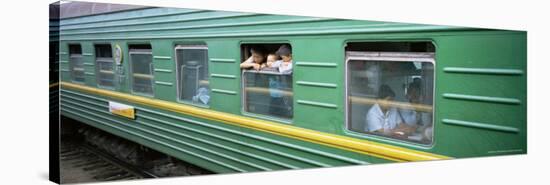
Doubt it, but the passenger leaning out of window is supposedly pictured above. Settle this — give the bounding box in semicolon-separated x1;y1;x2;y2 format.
240;46;267;70
264;45;294;118
267;44;293;73
365;85;416;138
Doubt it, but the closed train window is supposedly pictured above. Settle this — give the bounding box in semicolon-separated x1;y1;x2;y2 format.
240;43;293;121
175;45;210;106
345;42;435;145
68;44;84;83
95;44;115;89
129;44;154;96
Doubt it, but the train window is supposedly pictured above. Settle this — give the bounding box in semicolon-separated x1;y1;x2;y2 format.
241;44;293;120
95;44;115;89
129;44;154;96
68;44;84;83
175;45;210;106
346;42;435;52
346;50;435;145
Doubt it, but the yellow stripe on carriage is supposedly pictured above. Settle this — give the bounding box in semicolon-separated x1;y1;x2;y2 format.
60;82;451;162
49;82;59;88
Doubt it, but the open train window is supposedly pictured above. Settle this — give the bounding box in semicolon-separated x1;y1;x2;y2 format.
94;44;115;89
240;43;293;121
175;45;210;106
128;44;154;97
68;44;84;83
345;42;435;145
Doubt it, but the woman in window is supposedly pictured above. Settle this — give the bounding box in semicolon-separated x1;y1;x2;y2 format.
365;85;416;137
240;46;267;70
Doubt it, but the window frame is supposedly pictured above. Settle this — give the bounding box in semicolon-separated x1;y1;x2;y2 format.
238;41;295;123
174;44;210;108
94;44;116;90
128;48;155;97
68;44;84;84
344;51;436;147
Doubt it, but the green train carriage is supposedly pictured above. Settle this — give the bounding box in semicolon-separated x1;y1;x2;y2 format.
53;2;527;174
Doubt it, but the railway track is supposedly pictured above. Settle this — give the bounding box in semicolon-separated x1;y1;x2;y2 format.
59;118;213;183
59;139;156;183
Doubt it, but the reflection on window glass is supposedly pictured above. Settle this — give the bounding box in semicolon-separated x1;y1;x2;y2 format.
347;53;434;145
175;46;209;105
243;70;293;120
129;49;154;96
69;44;84;83
95;45;115;88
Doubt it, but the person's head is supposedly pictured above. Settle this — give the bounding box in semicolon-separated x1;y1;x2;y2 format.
275;45;292;62
378;85;395;111
267;54;278;64
406;82;422;103
250;46;267;64
406;78;423;103
413;77;422;85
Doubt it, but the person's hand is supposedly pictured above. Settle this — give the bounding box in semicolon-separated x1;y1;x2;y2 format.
393;124;416;136
252;63;261;70
390;131;407;139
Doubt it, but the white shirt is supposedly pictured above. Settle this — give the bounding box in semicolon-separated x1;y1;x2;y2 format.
271;60;293;74
399;104;418;126
399;102;432;127
365;103;403;133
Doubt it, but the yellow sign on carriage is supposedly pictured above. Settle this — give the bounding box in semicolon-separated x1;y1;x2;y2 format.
109;101;135;119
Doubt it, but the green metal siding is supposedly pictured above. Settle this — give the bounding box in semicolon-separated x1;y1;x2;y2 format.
434;33;527;157
207;40;242;115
